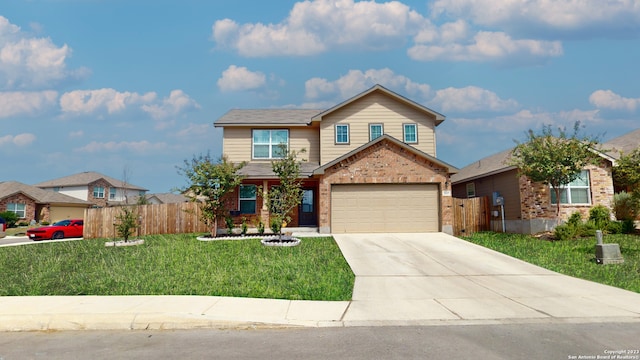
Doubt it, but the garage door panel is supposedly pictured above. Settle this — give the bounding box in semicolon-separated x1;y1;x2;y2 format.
331;184;439;233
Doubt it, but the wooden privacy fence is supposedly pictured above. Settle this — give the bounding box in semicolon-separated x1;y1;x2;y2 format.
453;196;490;236
83;202;209;239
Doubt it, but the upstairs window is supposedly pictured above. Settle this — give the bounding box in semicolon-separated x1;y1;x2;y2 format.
93;186;105;198
7;203;26;218
253;129;289;159
551;170;591;204
109;188;117;200
239;185;257;214
335;124;349;144
369;124;383;141
403;123;417;143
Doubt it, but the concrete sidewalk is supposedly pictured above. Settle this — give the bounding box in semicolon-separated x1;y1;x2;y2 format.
1;232;640;331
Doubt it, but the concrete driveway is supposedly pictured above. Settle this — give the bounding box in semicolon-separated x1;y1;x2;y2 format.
333;232;640;325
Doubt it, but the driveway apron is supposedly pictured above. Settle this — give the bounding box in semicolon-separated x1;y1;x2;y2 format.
333;233;640;325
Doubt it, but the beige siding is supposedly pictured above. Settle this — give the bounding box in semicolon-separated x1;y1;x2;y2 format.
222;126;320;163
320;92;436;164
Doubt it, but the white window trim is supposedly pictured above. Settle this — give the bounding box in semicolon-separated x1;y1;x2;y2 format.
403;123;418;143
252;129;289;160
369;123;383;141
7;203;26;218
550;170;591;205
109;188;117;200
93;186;105;199
335;124;350;144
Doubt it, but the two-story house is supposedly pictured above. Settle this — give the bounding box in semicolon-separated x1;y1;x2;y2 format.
214;84;458;234
35;171;148;208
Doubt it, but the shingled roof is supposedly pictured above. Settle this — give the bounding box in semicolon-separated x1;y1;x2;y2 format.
0;181;92;205
214;109;322;127
602;128;640;159
450;148;517;184
34;171;148;191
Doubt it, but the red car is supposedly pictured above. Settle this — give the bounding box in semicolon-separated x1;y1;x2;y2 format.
27;219;84;241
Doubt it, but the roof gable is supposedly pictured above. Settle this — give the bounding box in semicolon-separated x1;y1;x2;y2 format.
311;84;445;125
602;128;640;159
0;181;92;205
34;171;148;191
313;134;457;175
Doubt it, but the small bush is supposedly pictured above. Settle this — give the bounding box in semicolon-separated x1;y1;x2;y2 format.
17;221;29;227
40;221;50;226
621;219;636;234
613;192;639;221
270;217;282;234
554;224;576;241
241;217;248;236
588;205;611;230
256;218;265;235
606;220;623;234
225;216;234;235
0;211;19;228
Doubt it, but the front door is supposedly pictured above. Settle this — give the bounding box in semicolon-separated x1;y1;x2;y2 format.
298;189;317;226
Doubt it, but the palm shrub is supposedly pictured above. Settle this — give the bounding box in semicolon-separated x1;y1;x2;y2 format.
588;205;611;230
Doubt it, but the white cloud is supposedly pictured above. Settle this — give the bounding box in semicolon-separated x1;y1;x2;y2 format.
75;140;167;153
69;130;84;138
212;0;428;57
0;16;88;89
141;89;200;119
0;132;36;146
305;68;431;101
60;88;156;116
217;65;267;92
0;90;57;118
409;31;563;62
589;90;640;111
429;86;518;113
430;0;640;37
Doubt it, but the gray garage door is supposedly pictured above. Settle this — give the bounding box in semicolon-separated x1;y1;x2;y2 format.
331;184;439;233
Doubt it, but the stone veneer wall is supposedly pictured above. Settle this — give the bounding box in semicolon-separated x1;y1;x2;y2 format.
87;179;112;207
518;162;614;232
318;139;453;234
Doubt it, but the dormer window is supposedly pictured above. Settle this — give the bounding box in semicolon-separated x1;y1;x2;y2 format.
252;129;289;159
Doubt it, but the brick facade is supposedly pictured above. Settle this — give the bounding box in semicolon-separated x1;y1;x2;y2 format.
87;179;112;208
519;162;614;223
317;138;452;233
0;194;38;223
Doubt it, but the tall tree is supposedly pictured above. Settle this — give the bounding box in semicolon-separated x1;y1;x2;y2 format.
267;147;306;236
178;153;245;237
509;122;601;217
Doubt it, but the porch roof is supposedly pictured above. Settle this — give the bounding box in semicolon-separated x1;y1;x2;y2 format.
238;162;321;179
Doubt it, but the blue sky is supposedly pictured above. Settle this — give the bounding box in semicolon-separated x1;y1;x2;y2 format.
1;0;639;193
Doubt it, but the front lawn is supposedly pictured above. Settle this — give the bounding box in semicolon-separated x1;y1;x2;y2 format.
0;234;355;301
462;232;640;293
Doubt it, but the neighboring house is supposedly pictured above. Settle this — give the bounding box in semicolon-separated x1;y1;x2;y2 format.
0;181;92;223
133;193;189;205
35;171;148;208
602;128;640;193
214;84;458;234
450;147;616;234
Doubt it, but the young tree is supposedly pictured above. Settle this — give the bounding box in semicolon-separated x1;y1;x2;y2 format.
267;147;306;236
509;122;601;217
115;206;138;242
178;153;245;237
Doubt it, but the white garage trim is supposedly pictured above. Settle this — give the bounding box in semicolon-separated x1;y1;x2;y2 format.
331;183;439;233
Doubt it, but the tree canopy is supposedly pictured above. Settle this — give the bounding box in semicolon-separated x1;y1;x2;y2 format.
613;148;640;194
509;122;601;217
178;153;245;237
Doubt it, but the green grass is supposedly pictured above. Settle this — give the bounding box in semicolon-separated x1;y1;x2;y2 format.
462;232;640;293
0;234;355;301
